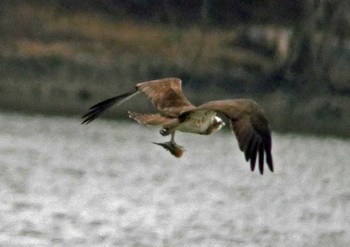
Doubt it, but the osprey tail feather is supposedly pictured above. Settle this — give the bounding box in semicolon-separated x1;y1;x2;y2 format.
81;91;139;124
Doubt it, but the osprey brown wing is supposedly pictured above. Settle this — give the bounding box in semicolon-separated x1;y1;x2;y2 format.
136;78;195;117
190;99;273;174
82;77;194;124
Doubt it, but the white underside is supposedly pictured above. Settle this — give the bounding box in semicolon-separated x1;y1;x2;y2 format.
175;111;221;134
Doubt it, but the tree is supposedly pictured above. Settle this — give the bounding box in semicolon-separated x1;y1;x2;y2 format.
267;0;350;95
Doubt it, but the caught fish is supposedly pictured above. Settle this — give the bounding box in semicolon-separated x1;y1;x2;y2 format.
152;141;184;158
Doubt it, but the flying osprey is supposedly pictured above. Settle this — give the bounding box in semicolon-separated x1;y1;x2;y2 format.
82;78;273;174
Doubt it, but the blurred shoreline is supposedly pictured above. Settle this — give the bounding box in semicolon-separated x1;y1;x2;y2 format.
1;78;349;138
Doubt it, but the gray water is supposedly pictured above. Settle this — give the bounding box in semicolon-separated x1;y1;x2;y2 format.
0;112;349;247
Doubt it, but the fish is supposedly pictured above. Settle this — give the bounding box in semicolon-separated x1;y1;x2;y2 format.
152;141;185;158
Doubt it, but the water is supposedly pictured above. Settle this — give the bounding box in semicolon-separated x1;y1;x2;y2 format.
0;112;349;247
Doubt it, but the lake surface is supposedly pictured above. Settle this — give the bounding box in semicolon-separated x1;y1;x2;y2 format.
0;112;349;246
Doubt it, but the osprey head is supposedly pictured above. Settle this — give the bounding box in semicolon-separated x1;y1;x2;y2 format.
211;116;225;133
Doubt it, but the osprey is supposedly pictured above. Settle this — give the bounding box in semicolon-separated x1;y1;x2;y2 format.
82;78;274;174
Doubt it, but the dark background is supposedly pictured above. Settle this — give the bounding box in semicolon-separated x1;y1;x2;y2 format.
0;0;349;136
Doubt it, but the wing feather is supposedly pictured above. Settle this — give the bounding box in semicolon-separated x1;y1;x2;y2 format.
258;144;265;174
136;78;195;117
233;116;254;152
250;139;259;172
